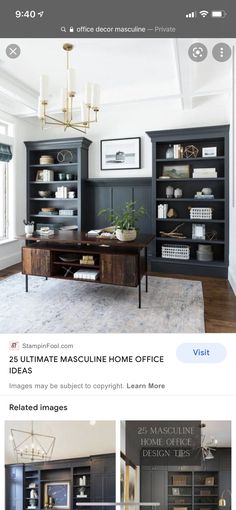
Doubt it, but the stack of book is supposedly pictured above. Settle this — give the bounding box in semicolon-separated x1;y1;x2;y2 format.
40;155;54;165
55;186;68;198
87;229;102;236
194;193;214;199
80;255;95;265
36;227;55;236
193;168;217;178
73;269;99;281
59;209;76;216
42;169;54;181
158;204;168;218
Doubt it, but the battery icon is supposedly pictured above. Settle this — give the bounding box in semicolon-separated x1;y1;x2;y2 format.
211;10;227;18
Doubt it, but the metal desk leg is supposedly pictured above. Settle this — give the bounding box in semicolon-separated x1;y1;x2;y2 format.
25;275;28;293
138;252;141;308
145;247;148;293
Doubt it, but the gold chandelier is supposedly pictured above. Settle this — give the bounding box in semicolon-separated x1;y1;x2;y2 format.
10;423;56;462
38;43;100;133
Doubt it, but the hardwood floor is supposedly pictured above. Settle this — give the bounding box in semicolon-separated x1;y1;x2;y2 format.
1;264;236;333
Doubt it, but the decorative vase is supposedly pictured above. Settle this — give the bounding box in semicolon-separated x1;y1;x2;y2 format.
166;144;174;159
202;187;212;195
25;224;34;236
166;185;174;198
115;229;137;241
174;188;183;198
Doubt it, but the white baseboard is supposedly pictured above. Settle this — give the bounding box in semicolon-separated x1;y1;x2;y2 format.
228;268;236;296
0;251;21;270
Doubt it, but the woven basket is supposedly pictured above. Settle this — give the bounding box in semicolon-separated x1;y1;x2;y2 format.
116;229;137;241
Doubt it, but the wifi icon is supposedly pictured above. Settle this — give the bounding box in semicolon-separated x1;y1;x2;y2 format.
199;10;209;17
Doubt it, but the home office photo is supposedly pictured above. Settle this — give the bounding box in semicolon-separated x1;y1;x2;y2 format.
0;38;236;333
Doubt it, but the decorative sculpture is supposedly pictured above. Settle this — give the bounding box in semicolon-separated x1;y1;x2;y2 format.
184;145;199;158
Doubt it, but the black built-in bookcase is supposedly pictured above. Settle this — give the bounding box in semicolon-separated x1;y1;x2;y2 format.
147;125;229;277
24;137;92;232
5;454;115;510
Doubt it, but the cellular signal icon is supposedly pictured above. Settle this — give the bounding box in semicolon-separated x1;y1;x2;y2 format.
186;11;197;18
199;10;209;17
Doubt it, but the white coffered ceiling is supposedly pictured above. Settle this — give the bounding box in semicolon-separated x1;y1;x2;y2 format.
0;38;234;118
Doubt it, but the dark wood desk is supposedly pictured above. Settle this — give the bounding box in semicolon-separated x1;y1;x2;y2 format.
21;232;154;308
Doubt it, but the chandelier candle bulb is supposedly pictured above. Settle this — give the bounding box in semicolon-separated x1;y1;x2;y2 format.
81;102;88;124
85;82;92;105
68;69;77;96
38;97;45;119
61;88;67;110
40;75;48;101
91;84;100;109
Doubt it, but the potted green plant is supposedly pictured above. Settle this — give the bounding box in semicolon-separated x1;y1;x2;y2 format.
98;201;146;241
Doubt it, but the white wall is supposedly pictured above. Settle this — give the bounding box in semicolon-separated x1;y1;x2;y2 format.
0;112;39;270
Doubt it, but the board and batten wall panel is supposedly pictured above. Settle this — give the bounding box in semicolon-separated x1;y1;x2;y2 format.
86;178;152;232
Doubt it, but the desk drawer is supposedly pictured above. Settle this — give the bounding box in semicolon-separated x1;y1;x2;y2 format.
100;253;138;287
22;247;51;276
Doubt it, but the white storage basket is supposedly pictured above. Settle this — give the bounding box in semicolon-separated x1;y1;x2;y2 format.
190;207;212;219
161;244;190;260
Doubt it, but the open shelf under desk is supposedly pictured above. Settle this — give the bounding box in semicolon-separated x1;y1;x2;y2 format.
53;275;101;284
53;261;100;269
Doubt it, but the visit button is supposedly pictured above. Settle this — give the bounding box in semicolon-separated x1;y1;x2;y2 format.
176;343;227;363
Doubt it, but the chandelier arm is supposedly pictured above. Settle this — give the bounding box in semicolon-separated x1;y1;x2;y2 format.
68;125;87;134
44;121;69;126
44;114;67;125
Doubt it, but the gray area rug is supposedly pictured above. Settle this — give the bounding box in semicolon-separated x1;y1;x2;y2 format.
0;273;205;333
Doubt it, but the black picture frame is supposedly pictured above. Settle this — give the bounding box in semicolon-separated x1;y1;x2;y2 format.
101;137;141;170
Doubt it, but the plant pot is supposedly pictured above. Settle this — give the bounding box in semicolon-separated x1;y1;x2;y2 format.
25;224;34;236
115;228;137;242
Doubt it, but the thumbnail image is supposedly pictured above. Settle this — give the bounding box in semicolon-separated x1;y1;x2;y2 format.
0;38;236;333
121;420;231;509
5;420;115;510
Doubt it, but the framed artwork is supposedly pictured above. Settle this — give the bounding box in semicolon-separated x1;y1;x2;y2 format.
36;170;44;182
172;488;180;496
101;137;141;170
192;223;206;240
44;482;70;509
202;147;217;157
205;476;215;486
162;165;190;179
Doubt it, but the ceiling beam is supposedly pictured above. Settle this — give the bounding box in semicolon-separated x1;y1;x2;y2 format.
0;68;38;114
173;39;193;110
